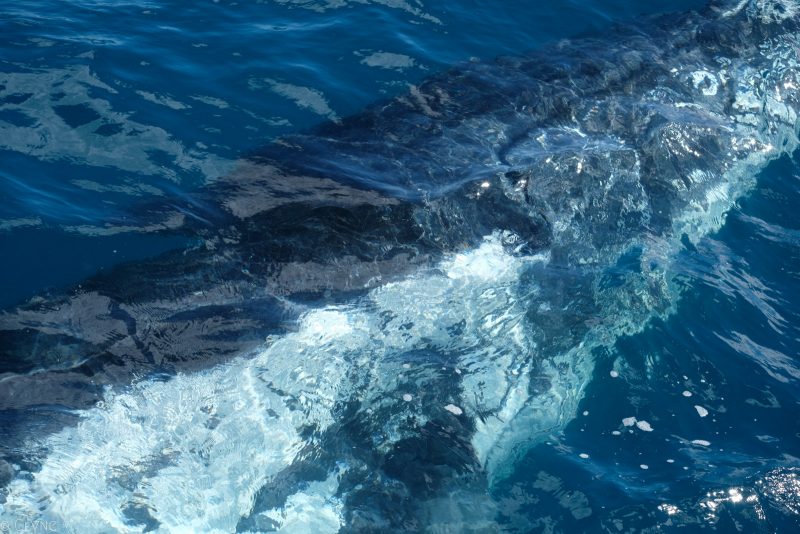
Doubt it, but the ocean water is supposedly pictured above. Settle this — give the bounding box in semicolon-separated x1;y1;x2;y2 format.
1;1;800;533
0;0;703;307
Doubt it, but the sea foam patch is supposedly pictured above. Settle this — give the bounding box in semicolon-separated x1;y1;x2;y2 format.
0;234;549;531
0;305;361;532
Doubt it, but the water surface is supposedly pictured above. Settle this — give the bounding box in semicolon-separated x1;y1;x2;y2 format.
1;1;799;532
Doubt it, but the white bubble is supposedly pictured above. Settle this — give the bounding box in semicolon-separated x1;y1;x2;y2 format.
692;439;711;446
444;404;463;416
610;370;619;378
682;391;692;397
636;420;653;432
402;394;412;402
579;453;589;459
622;417;637;427
640;464;649;470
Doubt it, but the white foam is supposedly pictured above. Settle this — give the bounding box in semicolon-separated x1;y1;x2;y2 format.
1;305;362;532
444;404;464;416
636;420;654;432
446;234;530;280
254;468;344;534
622;417;637;427
0;233;538;531
690;70;719;96
299;309;353;344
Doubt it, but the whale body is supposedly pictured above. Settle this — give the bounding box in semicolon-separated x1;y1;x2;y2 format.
1;0;799;531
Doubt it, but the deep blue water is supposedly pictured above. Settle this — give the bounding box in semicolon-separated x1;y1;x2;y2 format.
1;1;799;532
499;152;800;531
0;0;702;307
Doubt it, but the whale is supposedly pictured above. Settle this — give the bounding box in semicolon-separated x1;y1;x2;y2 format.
1;0;799;531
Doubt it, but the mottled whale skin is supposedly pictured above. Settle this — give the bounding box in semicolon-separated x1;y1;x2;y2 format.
1;0;799;532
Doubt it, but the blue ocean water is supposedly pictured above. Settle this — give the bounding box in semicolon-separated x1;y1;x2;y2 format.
0;0;702;307
498;152;800;531
1;1;799;532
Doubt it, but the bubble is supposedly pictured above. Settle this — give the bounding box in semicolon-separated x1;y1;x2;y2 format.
622;417;637;427
636;420;653;432
444;404;463;416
